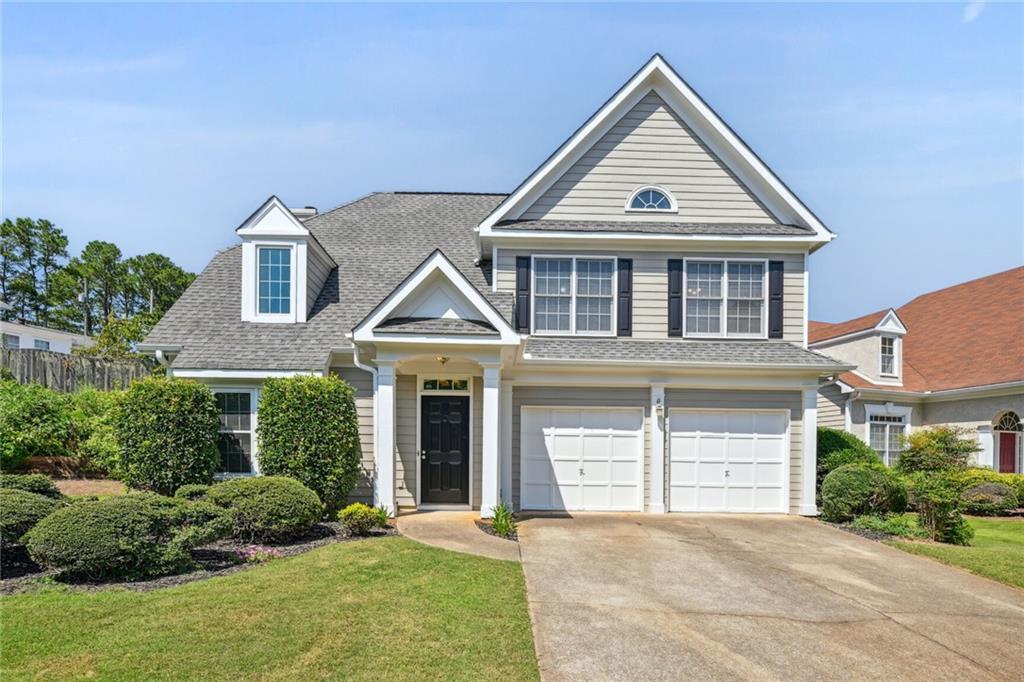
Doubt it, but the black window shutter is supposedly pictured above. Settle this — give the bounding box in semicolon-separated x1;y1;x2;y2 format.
768;260;784;339
616;259;633;337
515;256;531;333
668;259;683;337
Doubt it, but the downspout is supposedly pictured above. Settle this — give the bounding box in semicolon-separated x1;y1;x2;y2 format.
351;344;379;502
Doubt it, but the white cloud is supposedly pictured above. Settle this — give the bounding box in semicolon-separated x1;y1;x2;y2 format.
962;0;986;24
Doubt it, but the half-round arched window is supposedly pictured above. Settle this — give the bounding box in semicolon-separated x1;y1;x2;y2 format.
626;186;676;212
995;411;1022;432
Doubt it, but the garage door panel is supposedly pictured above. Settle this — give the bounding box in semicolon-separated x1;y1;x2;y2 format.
669;409;788;513
521;407;642;511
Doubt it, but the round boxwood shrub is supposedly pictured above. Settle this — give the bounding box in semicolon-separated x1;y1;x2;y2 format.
821;463;907;522
816;428;877;492
112;377;220;495
206;476;324;543
0;473;63;499
175;484;211;501
0;381;73;471
0;489;60;544
256;375;360;513
22;493;232;581
338;502;378;536
961;482;1018;516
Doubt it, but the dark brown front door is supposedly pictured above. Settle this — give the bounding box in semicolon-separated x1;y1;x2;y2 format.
998;432;1018;473
421;395;470;504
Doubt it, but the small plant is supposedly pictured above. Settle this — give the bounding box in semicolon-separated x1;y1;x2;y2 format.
820;463;907;522
338;502;379;536
0;473;64;499
236;545;285;564
0;489;61;544
206;476;324;543
491;502;517;539
896;426;979;474
848;514;925;539
373;504;391;528
907;473;974;545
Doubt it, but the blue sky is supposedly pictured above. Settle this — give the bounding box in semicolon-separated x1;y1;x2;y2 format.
3;2;1021;321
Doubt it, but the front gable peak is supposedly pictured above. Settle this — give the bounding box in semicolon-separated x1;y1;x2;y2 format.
236;195;310;237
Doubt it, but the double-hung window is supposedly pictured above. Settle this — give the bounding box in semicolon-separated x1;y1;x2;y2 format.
2;334;20;350
215;391;255;475
869;415;905;465
685;260;766;338
533;256;615;335
880;336;896;375
257;246;292;315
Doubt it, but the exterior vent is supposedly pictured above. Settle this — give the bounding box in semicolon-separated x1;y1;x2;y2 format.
290;206;318;219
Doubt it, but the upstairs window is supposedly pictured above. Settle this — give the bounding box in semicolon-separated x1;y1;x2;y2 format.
627;186;676;212
258;247;292;315
533;256;616;335
880;336;896;375
685;260;766;338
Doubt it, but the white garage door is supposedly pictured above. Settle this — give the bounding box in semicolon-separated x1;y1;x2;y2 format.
669;410;788;513
520;407;643;511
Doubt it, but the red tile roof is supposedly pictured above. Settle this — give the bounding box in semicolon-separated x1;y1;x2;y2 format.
812;267;1024;393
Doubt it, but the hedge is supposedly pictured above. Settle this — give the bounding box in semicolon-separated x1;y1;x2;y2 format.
820;463;907;522
112;377;221;495
206;476;324;543
66;387;124;475
961;482;1018;516
0;489;61;544
0;381;73;471
22;493;232;580
256;375;360;512
951;468;1024;505
0;473;63;499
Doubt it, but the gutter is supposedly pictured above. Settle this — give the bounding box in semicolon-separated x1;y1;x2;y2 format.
852;379;1024;403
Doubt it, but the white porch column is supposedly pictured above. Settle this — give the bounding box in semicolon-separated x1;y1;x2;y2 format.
500;379;513;505
800;386;819;516
649;384;666;513
480;364;501;518
374;362;396;514
977;425;994;469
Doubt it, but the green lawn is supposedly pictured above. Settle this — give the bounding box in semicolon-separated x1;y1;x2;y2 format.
0;537;538;681
889;516;1024;589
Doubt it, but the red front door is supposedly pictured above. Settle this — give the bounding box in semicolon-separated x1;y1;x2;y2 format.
998;432;1018;473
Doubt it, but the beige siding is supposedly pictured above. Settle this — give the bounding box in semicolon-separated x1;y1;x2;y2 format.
664;389;803;513
395;374;417;507
331;366;374;505
520;91;776;224
511;386;651;511
496;249;805;344
817;383;847;430
306;247;333;314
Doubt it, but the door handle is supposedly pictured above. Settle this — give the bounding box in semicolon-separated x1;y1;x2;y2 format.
724;470;730;478
421;449;427;460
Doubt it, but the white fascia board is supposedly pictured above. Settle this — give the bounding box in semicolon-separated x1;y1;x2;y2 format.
854;379;1024;403
366;334;517;346
478;54;833;243
170;368;323;379
352;250;520;344
810;309;908;349
485;231;824;248
236;196;309;237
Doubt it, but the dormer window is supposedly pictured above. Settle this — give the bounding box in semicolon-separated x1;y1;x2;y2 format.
626;186;676;212
258;246;292;315
880;336;896;376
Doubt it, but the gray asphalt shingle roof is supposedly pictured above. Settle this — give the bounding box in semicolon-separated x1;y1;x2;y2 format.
522;337;850;369
493;219;812;236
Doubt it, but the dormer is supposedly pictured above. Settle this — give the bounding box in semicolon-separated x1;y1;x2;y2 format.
236;196;336;324
809;308;907;386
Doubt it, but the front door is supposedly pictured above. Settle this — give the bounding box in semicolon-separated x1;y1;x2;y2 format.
998;432;1018;473
421;395;470;504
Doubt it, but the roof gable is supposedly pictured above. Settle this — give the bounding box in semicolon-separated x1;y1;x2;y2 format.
479;54;833;244
236;196;310;237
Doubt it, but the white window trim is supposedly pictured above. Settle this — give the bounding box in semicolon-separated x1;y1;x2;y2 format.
865;403;912;466
254;244;297;323
3;333;20;350
415;374;473;509
530;254;618;337
211;386;260;478
879;335;899;378
682;257;769;340
624;185;678;213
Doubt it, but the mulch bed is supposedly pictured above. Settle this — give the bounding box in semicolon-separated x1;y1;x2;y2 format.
823;520;895;542
474;519;518;542
0;522;398;595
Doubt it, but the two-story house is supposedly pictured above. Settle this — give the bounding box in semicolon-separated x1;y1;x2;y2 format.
141;55;849;517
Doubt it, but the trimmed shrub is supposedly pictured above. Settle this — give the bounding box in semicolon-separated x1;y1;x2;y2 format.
896;426;979;474
207;476;324;543
112;377;220;495
0;473;63;499
952;468;1024;504
256;375;360;513
67;387;123;475
961;482;1018;516
22;493;232;580
174;484;211;501
818;447;881;493
0;489;61;544
821;463;907;522
818;427;873;459
0;381;73;471
906;473;974;545
338;502;378;536
491;502;517;539
849;513;925;539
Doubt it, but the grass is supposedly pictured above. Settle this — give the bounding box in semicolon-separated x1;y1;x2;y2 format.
0;537;539;681
889;515;1024;589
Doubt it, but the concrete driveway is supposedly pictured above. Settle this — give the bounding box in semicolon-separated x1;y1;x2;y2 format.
518;514;1024;681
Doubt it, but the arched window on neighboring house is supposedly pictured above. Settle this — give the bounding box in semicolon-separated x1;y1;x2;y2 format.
626;186;676;212
994;411;1022;474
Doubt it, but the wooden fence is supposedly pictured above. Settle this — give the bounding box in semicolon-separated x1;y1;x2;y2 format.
1;348;153;392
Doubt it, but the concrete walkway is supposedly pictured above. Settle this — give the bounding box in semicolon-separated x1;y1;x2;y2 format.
396;510;521;562
518;513;1024;681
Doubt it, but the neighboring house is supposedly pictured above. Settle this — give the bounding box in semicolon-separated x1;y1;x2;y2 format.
141;54;851;518
0;319;94;354
810;267;1024;474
